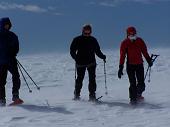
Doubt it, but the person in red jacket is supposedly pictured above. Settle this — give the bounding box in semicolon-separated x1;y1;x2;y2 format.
118;26;153;105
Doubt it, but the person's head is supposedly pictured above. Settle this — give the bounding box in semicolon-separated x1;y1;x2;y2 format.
82;24;92;36
0;17;12;31
126;26;137;41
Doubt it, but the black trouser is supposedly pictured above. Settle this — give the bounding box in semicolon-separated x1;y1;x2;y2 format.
75;65;96;97
0;59;20;100
126;64;145;101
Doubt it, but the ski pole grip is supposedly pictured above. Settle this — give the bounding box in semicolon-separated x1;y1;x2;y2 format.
151;54;159;57
151;54;154;58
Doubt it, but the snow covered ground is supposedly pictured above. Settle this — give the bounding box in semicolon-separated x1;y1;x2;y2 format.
0;48;170;127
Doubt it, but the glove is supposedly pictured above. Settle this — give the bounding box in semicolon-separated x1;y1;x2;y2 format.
103;55;106;63
73;56;78;63
148;60;153;67
118;65;123;79
146;57;153;67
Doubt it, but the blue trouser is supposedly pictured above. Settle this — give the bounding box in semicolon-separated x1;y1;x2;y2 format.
75;65;96;97
127;64;145;101
0;58;20;100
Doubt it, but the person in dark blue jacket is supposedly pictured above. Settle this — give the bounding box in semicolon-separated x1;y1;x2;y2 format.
70;24;106;101
0;17;23;106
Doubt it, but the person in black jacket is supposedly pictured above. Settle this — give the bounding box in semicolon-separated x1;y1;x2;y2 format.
0;17;23;106
70;24;106;101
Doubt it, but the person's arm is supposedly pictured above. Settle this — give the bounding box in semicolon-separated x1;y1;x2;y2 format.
70;38;77;60
8;32;19;56
140;39;152;66
13;35;19;55
95;39;106;61
119;41;127;66
118;40;127;79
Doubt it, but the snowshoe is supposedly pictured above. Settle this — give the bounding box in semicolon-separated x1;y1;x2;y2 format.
89;96;103;103
137;95;144;102
129;99;138;105
89;94;97;102
0;99;6;107
89;98;97;102
73;95;81;101
9;98;24;106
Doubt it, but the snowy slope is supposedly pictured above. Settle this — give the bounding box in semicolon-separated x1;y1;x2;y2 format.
0;48;170;127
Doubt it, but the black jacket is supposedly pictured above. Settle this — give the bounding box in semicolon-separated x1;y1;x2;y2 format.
70;35;105;65
0;18;19;65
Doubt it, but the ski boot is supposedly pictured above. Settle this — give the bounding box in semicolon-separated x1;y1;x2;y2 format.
73;95;80;101
73;92;81;101
129;99;137;105
9;98;24;106
9;95;24;106
89;94;97;102
137;94;144;102
0;99;6;107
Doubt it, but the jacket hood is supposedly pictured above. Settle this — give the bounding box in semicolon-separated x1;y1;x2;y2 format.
0;17;12;31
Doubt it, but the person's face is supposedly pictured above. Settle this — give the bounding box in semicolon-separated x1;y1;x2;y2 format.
4;24;11;30
128;34;137;42
83;29;91;36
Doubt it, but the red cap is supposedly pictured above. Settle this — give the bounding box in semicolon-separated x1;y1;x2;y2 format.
126;26;136;35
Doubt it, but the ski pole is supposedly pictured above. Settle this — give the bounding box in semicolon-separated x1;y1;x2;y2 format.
75;63;77;86
148;54;159;82
144;54;159;82
18;63;32;93
148;66;152;82
104;61;108;95
17;60;40;90
151;54;159;63
144;66;150;81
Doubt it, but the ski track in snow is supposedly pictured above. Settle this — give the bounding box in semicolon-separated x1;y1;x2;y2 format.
0;48;170;127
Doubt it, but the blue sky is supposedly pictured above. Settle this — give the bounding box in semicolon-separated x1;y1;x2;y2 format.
0;0;170;54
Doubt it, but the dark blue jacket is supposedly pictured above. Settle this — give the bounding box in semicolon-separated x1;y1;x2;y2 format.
0;17;19;65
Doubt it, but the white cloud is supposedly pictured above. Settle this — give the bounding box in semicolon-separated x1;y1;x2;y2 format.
129;0;170;4
54;12;63;16
0;2;62;15
99;2;116;7
21;4;47;13
91;0;170;7
0;2;47;13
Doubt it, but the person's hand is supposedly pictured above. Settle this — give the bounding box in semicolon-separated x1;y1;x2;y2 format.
103;55;106;63
148;60;153;67
118;65;123;79
74;56;78;63
147;57;153;67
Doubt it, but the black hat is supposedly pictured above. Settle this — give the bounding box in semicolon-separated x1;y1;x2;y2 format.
83;24;92;31
0;17;12;29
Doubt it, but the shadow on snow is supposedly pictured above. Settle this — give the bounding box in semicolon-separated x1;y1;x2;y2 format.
97;101;163;109
18;104;73;114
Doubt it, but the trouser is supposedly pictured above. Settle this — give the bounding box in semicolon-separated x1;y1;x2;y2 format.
0;59;21;100
126;64;145;101
74;64;96;97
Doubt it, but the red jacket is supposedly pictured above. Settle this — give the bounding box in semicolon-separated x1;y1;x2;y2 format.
119;37;150;65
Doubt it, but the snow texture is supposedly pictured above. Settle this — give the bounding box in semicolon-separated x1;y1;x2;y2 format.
0;48;170;127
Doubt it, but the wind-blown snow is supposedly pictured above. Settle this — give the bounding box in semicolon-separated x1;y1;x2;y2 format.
0;48;170;127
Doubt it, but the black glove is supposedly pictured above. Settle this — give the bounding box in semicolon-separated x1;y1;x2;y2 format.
146;57;153;67
118;65;123;79
103;55;106;63
73;56;78;63
148;60;153;67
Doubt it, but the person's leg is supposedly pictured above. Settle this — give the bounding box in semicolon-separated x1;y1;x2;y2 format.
87;65;96;100
127;64;137;102
136;64;145;97
74;67;86;99
0;65;8;105
8;59;21;100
